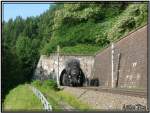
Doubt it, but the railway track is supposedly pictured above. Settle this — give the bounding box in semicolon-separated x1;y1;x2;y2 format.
78;87;147;98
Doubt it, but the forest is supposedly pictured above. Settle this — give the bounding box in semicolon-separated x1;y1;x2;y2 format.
2;2;148;101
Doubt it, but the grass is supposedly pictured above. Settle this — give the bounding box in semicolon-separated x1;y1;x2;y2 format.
32;81;61;111
61;44;102;54
32;80;92;111
4;80;144;111
58;90;91;111
3;84;43;111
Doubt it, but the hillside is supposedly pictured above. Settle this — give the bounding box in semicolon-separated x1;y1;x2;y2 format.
40;3;147;54
2;2;148;101
3;84;43;110
3;80;91;111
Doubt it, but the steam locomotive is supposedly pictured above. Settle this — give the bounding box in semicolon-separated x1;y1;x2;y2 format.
60;58;85;87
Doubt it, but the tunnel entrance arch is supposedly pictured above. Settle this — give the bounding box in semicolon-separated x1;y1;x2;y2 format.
34;54;94;85
59;69;67;86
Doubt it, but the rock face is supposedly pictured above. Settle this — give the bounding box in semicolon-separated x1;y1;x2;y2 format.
33;54;94;85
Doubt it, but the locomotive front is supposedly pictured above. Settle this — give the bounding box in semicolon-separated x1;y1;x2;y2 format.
60;58;85;87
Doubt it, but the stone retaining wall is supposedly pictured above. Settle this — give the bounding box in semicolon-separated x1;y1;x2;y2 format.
93;25;147;89
33;54;94;82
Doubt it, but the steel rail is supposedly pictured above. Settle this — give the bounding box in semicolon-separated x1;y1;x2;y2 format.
78;87;147;98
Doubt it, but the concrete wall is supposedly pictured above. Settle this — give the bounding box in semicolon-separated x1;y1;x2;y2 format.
93;26;147;89
33;54;94;83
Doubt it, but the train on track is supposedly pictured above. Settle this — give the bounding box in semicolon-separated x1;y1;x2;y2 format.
60;58;86;87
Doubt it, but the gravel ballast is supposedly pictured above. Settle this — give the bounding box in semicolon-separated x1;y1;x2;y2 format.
62;87;147;111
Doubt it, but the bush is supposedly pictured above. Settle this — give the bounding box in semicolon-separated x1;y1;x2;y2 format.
32;80;59;91
32;80;42;87
42;80;58;90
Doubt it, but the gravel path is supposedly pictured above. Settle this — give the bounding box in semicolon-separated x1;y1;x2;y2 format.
62;87;147;111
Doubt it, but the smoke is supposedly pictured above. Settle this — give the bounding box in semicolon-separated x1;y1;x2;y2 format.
65;58;80;69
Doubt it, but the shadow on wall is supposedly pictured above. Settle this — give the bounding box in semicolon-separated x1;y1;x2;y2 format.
34;64;100;87
82;77;100;86
33;66;57;81
90;78;99;86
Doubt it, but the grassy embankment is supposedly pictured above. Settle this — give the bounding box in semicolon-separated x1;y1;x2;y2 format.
3;80;92;111
3;84;43;111
31;80;92;111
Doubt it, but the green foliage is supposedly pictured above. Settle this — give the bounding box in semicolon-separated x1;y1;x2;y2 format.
2;17;41;100
16;36;32;62
15;36;40;81
2;46;24;102
42;80;58;90
32;80;62;111
41;3;147;55
32;80;59;91
15;36;40;64
61;44;102;54
107;4;147;41
3;84;42;110
58;91;91;110
40;41;57;55
32;80;91;111
32;80;42;87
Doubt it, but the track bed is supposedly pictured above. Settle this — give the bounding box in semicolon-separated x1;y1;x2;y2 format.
79;87;147;98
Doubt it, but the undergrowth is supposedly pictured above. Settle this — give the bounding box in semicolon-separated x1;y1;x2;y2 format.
32;80;92;111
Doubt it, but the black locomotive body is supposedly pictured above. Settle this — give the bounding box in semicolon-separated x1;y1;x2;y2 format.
60;58;85;87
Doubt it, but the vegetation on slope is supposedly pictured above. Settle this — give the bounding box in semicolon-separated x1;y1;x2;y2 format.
32;80;91;111
4;80;91;111
2;2;148;101
3;84;42;111
41;3;147;55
